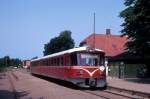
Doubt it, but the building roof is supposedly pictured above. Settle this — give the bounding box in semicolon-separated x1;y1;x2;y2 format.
31;46;104;62
80;30;128;57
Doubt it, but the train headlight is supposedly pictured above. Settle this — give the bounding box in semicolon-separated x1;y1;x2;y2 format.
77;70;84;75
99;66;105;71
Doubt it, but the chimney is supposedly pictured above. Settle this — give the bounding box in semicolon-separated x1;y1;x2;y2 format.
106;29;111;35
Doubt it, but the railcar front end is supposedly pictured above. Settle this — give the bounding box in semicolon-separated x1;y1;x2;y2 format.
66;52;106;88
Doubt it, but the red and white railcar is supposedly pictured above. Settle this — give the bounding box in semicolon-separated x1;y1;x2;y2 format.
30;47;106;88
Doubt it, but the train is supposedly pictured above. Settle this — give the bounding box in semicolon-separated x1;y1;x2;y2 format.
30;46;107;88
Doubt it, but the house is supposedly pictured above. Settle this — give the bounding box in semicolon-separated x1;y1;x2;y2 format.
80;29;144;78
80;29;127;58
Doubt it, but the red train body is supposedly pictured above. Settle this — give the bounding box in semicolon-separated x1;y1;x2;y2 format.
30;47;107;88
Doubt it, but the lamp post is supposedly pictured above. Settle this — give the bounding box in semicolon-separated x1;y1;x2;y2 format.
119;62;124;79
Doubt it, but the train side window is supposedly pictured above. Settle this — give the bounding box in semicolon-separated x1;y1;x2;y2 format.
51;59;53;66
52;58;54;66
61;57;64;66
71;53;77;66
57;58;60;66
31;62;34;66
49;59;52;66
56;58;58;66
35;62;36;66
37;61;39;66
49;58;52;66
36;61;38;66
38;61;40;66
43;60;45;66
54;58;56;66
47;59;49;66
40;60;42;65
45;59;48;66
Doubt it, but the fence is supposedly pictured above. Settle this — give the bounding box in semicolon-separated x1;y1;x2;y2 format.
108;63;146;78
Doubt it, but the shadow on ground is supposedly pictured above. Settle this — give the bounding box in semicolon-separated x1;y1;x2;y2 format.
124;78;150;84
32;74;105;91
0;73;6;79
15;90;30;98
0;90;30;99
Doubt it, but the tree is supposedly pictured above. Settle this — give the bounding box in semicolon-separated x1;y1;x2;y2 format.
4;56;10;67
0;56;22;70
43;30;75;56
10;58;22;67
120;0;150;77
0;56;10;67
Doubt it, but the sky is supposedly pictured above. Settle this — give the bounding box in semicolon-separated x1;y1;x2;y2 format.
0;0;125;59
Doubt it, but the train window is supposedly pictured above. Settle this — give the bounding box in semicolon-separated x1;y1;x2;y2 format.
39;61;41;66
54;58;56;66
42;60;44;65
57;58;59;66
79;53;100;66
51;59;53;66
61;57;64;66
71;53;77;66
34;62;36;66
31;62;34;66
50;58;53;66
52;58;54;66
49;59;51;66
37;61;39;66
47;59;49;66
36;61;38;66
45;59;48;66
47;59;50;66
43;60;44;65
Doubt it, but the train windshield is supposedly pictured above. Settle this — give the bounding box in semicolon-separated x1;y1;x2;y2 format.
77;53;104;66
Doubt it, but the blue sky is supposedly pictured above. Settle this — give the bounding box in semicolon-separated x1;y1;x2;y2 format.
0;0;125;59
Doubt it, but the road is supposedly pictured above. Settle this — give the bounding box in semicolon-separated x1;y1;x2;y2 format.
0;69;136;99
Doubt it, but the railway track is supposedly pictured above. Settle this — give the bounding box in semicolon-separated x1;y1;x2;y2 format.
81;90;138;99
7;71;18;99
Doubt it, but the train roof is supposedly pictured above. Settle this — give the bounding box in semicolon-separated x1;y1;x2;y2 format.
31;47;104;62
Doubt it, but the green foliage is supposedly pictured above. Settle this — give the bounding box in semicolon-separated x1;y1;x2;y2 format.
120;0;150;77
43;30;75;56
10;58;22;67
120;0;150;58
0;56;10;67
0;56;22;68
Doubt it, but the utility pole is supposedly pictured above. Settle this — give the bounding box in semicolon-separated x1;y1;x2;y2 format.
93;12;96;49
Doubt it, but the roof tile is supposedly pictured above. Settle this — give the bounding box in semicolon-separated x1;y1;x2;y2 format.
80;34;127;57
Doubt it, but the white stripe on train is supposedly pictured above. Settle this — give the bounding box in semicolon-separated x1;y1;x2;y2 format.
80;68;100;77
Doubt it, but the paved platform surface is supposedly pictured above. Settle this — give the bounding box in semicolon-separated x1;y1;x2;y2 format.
107;76;150;94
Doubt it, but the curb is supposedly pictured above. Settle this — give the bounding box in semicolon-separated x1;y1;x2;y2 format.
107;85;150;98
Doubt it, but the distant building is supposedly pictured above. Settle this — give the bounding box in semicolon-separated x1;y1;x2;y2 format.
80;29;144;78
22;60;31;69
